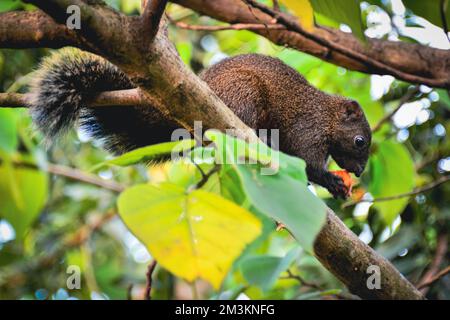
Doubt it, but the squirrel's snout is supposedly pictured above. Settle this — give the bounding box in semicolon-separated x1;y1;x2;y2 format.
354;164;365;177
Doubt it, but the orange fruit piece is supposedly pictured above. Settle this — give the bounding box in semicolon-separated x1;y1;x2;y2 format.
330;170;353;196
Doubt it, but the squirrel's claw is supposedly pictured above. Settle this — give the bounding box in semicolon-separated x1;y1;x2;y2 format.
327;174;349;200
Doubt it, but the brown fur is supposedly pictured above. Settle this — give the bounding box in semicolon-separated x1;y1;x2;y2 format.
201;55;372;198
30;52;371;198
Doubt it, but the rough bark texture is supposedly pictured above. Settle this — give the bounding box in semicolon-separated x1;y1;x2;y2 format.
314;210;422;299
0;11;87;49
0;0;426;299
175;0;450;89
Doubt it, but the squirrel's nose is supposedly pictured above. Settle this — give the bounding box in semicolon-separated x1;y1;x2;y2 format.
354;165;364;177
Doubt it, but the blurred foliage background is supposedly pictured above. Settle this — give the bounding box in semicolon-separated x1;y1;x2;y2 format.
0;0;449;300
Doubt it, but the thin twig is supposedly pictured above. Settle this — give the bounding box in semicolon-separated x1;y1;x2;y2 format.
342;175;450;208
417;266;450;290
440;0;450;43
145;260;158;300
372;86;420;132
194;164;221;189
272;0;280;11
64;211;116;247
47;163;126;193
127;284;134;300
169;19;285;32
417;233;448;294
280;270;359;300
11;160;126;193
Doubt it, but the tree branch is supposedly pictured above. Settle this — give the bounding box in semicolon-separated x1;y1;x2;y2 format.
169;18;285;32
417;265;450;290
142;0;169;43
417;233;448;294
174;0;450;89
0;90;146;109
440;0;450;43
371;86;420;132
343;175;450;208
145;260;158;300
0;11;88;49
11;160;126;193
0;2;425;299
314;208;423;299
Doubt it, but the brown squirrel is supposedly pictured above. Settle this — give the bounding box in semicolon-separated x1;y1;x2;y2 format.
29;50;372;199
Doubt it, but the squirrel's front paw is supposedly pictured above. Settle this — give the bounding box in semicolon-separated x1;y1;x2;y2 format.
326;174;349;199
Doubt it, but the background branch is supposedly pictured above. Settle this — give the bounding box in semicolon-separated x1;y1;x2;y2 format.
174;0;450;89
145;260;158;300
417;233;448;294
343;175;450;208
11;160;126;193
372;86;421;132
417;266;450;290
168;16;285;32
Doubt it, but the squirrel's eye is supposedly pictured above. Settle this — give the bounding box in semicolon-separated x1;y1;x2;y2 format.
354;135;365;148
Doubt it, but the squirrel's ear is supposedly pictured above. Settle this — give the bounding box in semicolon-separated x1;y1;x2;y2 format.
342;100;363;121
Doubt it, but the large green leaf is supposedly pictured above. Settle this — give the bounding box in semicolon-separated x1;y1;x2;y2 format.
98;139;196;168
117;183;262;289
311;0;366;41
404;0;449;29
369;141;415;225
206;131;326;252
0;165;49;239
240;248;300;291
0;109;18;154
0;0;21;12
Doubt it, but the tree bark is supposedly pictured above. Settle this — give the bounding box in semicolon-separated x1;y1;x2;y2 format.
315;210;422;299
0;2;424;299
174;0;450;89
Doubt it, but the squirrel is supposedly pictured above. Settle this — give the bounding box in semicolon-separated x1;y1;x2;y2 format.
28;49;372;199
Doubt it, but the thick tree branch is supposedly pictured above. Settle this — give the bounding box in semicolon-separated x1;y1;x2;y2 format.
314;209;422;299
0;11;88;49
0;90;145;109
142;0;169;43
174;0;450;89
0;2;424;299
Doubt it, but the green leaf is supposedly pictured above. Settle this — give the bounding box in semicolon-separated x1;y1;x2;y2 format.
0;109;18;154
404;0;449;29
368;141;415;225
240;248;300;291
117;183;262;289
0;0;21;12
310;0;366;41
236;165;326;252
0;165;49;239
176;42;193;66
206;131;326;252
98;139;196;168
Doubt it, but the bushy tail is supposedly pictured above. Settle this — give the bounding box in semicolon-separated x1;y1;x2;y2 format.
28;49;175;154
